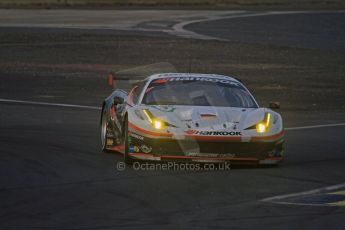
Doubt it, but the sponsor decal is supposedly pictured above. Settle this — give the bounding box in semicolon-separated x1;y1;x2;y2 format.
133;146;140;152
140;144;153;154
130;133;144;141
185;129;196;135
129;144;140;153
152;77;239;86
106;138;114;145
169;77;239;86
185;130;242;136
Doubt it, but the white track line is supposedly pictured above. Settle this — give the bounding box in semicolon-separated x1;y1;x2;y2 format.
1;98;344;131
285;123;345;130
261;183;345;205
0;98;101;110
172;11;345;40
172;12;269;40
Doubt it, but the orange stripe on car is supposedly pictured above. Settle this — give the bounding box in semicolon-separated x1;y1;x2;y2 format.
109;144;124;152
153;78;170;84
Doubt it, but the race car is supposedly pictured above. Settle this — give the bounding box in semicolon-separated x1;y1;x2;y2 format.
100;69;284;165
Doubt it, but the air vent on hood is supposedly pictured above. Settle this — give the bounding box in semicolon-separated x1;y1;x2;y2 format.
200;113;217;119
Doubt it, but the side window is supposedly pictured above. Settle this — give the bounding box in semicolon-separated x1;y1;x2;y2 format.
131;82;146;104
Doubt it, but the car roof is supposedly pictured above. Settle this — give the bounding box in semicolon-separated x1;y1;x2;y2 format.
148;73;240;83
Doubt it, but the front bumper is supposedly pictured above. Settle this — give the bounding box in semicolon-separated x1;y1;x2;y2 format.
128;132;284;164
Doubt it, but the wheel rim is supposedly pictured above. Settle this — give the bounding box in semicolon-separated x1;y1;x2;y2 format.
101;112;107;149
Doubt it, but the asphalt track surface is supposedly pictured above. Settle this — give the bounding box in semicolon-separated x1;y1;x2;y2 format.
186;11;345;51
1;10;345;230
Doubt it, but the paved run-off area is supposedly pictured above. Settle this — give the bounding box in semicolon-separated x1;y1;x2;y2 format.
0;0;345;9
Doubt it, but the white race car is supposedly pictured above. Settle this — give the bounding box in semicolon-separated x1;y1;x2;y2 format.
101;72;284;165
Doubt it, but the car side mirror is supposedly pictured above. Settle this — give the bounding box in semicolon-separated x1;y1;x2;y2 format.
114;96;124;105
269;101;280;109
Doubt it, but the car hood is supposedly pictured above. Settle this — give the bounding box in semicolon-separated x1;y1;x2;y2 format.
142;105;267;131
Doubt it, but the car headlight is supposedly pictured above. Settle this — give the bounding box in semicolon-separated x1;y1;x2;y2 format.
256;113;271;133
256;123;266;133
143;109;166;130
153;119;164;129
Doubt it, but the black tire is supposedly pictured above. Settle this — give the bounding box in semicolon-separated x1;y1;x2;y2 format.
100;108;109;152
123;117;133;164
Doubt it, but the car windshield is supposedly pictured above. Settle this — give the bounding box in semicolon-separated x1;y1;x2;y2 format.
141;77;258;108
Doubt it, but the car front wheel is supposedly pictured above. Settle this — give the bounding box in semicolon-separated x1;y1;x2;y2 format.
100;109;108;152
123;118;133;164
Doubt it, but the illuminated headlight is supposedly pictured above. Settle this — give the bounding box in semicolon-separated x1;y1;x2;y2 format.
256;123;267;133
143;109;166;130
256;113;271;133
153;119;164;129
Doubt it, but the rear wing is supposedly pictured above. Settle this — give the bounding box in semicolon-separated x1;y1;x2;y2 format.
107;62;177;91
